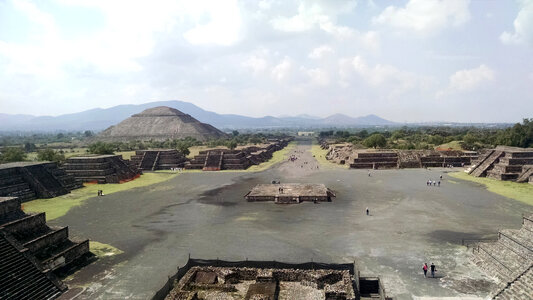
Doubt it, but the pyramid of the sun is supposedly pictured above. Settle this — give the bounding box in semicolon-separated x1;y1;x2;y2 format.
98;106;228;141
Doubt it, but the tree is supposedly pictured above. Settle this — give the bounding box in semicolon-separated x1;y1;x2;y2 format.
176;143;190;156
37;149;65;162
227;140;238;150
84;130;94;137
56;133;65;139
363;134;387;148
0;147;27;163
24;142;36;152
88;142;115;155
232;130;239;137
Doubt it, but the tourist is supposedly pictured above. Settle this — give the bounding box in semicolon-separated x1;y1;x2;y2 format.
430;263;436;277
439;175;443;180
438;181;441;187
368;171;371;177
423;263;428;278
366;207;369;215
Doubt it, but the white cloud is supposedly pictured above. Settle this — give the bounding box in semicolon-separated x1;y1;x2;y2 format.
339;56;424;97
437;64;495;98
308;45;334;59
182;0;242;46
500;0;533;45
373;0;471;35
271;57;293;81
448;64;495;91
305;68;330;86
242;55;268;75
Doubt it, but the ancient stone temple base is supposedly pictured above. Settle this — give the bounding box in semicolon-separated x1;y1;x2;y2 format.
245;183;336;204
64;154;140;184
156;258;390;300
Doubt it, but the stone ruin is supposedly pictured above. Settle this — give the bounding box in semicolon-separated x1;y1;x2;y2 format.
64;154;140;184
245;183;336;204
468;213;533;299
0;196;92;299
130;149;187;171
323;143;475;170
468;146;533;184
158;259;390;300
186;139;290;171
0;162;82;202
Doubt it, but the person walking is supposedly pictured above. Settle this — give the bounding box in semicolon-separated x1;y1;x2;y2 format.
430;263;436;278
366;207;369;215
423;263;428;278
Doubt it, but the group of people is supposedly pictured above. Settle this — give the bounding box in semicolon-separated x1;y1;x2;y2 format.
422;263;437;278
170;167;184;172
278;187;285;194
427;175;443;186
97;190;105;196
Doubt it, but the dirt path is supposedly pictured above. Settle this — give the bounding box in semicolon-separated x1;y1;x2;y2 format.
275;139;322;178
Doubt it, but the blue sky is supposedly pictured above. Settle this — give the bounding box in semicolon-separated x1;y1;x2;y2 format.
0;0;531;122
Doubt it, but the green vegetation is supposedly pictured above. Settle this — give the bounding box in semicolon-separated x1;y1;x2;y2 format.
449;172;533;206
0;147;27;163
23;173;178;220
363;133;387;148
319;118;533;150
309;142;343;169
36;149;65;162
88;141;115;154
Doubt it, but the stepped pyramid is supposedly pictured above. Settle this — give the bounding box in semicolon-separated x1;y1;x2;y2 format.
98;106;228;142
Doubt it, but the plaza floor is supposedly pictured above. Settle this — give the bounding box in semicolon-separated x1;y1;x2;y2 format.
55;140;533;299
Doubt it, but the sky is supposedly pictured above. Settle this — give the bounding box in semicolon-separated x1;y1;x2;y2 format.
0;0;532;123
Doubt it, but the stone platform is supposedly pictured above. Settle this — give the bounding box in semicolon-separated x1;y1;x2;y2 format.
468;146;533;183
130;149;187;171
244;183;335;204
64;154;140;184
0;196;92;299
0;161;82;202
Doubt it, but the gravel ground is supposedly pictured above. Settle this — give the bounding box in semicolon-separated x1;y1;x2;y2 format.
55;139;532;299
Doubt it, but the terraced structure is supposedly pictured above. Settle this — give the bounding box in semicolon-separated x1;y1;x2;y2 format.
470;213;533;299
130;149;187;171
0;162;82;202
64;154;140;183
468;146;533;184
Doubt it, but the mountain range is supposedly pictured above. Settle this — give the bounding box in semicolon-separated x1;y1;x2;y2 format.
0;100;395;132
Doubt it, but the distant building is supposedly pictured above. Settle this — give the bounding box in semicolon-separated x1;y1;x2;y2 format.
297;131;315;136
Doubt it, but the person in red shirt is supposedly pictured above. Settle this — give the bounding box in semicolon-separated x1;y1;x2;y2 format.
423;263;428;278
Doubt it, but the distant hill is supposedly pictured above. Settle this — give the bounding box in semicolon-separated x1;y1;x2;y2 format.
0;100;396;132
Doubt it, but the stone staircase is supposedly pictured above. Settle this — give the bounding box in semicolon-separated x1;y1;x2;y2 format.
516;165;533;183
493;264;533;300
140;151;157;170
0;197;91;272
203;151;224;171
470;150;503;177
471;214;533;298
0;232;64;300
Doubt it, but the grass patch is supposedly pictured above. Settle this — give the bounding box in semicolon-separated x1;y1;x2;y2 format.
309;140;346;169
449;172;533;206
115;150;135;160
437;141;463;150
23;173;178;221
246;142;297;172
90;241;123;258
